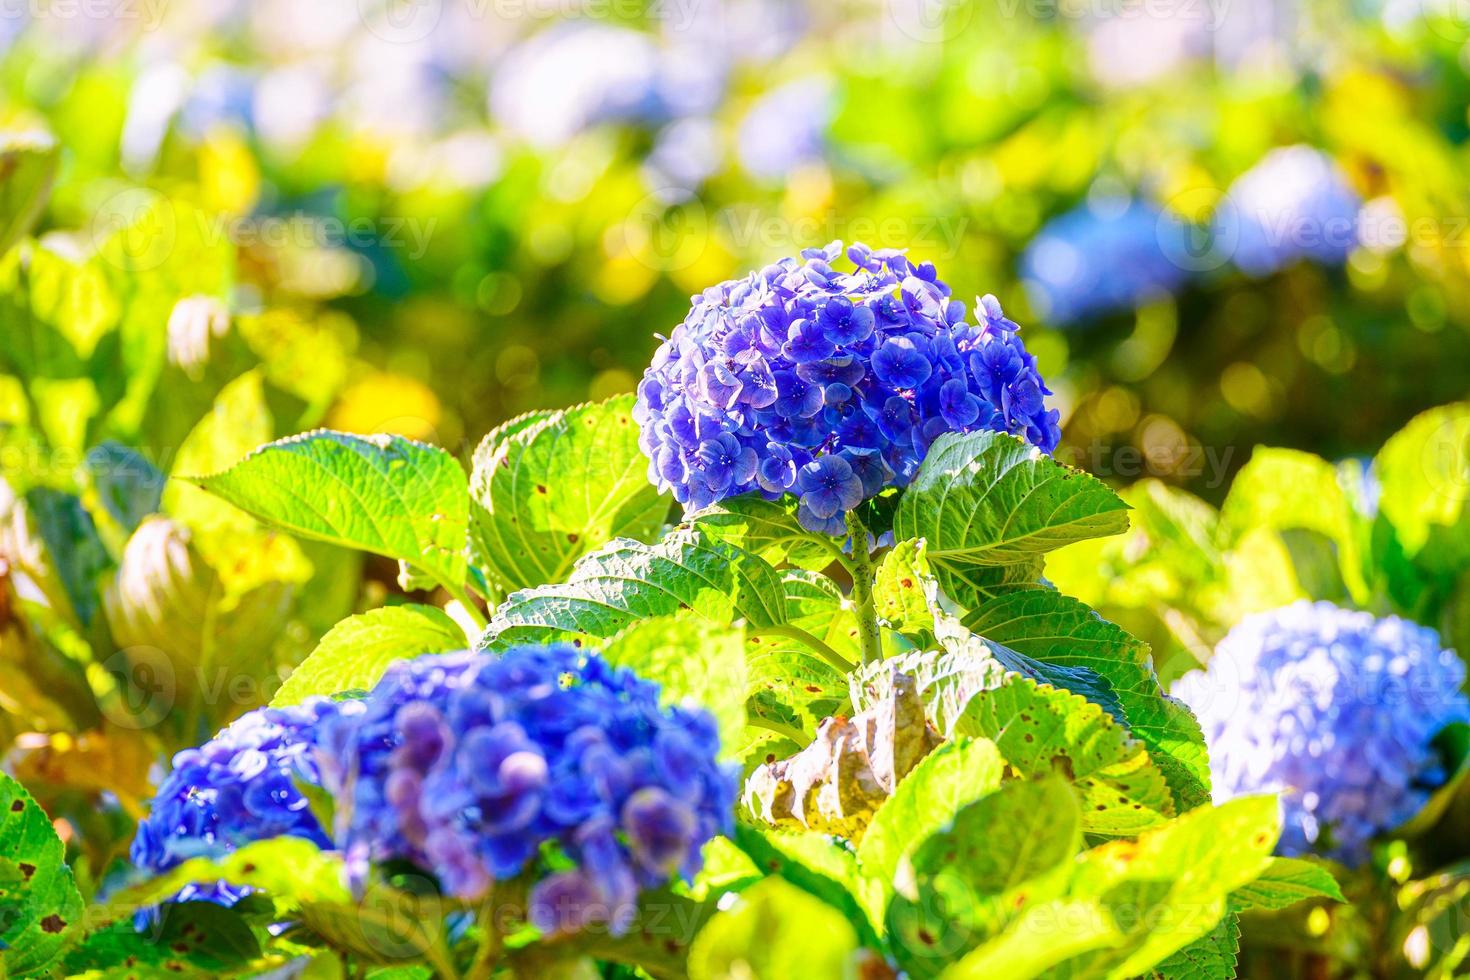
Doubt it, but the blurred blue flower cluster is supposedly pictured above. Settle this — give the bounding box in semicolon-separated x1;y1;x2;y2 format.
736;77;833;181
634;241;1061;533
1021;199;1193;327
491;22;724;150
1174;601;1469;865
1214;145;1362;277
317;646;735;935
130;698;356;921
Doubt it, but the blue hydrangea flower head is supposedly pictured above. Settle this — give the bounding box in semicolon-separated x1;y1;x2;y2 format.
317;646;736;936
1173;601;1470;865
634;241;1062;533
130;698;356;919
1020;198;1192;327
1213;145;1361;277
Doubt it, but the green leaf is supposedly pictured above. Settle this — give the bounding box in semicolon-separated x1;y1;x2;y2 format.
693;493;838;571
856;738;1006;923
22;487;110;628
732;826;880;947
0;133;60;255
271;604;467;706
162;370;275;546
1146;911;1241;980
297;880;455;973
1376;402;1470;577
99;840;350;926
688;878;861;980
890;777;1082;974
931;597;1125;726
874;538;937;635
468;396;668;594
956;675;1175;835
742;570;854;746
893;430;1130;589
911;775;1076;922
962;588;1212;811
1219;448;1366;601
938;899;1122;980
480;526;788;647
0;772;84;976
863;547;1128;727
599;612;748;756
64;902;264;977
1231;857;1345;911
84;441;165;535
187;430;470;588
1063;795;1280;978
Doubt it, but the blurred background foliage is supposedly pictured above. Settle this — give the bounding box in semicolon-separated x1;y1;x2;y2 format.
2;0;1470;909
3;0;1469;482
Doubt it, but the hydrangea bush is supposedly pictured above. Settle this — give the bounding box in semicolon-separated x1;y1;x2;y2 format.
1175;601;1470;864
633;240;1060;532
1044;401;1470;976
44;252;1465;980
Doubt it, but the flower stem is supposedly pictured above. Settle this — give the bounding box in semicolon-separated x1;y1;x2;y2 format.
844;509;883;665
751;624;854;673
443;579;489;633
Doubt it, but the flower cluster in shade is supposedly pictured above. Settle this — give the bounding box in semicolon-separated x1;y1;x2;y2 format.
633;241;1062;534
1173;601;1470;865
1020;198;1193;327
1213;145;1361;277
316;646;736;936
130;698;356;923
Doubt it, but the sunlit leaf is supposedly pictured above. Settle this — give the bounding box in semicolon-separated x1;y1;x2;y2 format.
469;396;667;594
271;604;467;706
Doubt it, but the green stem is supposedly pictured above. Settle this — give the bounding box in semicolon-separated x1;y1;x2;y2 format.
751;624;854;673
844;509;883;665
443;579;489;633
464;895;503;980
746;714;809;744
466;567;504;614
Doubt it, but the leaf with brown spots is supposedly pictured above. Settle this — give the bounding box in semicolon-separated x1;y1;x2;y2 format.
62;901;267;977
1064;795;1280;978
956;675;1175;835
0;772;84;975
887;777;1082;975
469;395;668;595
